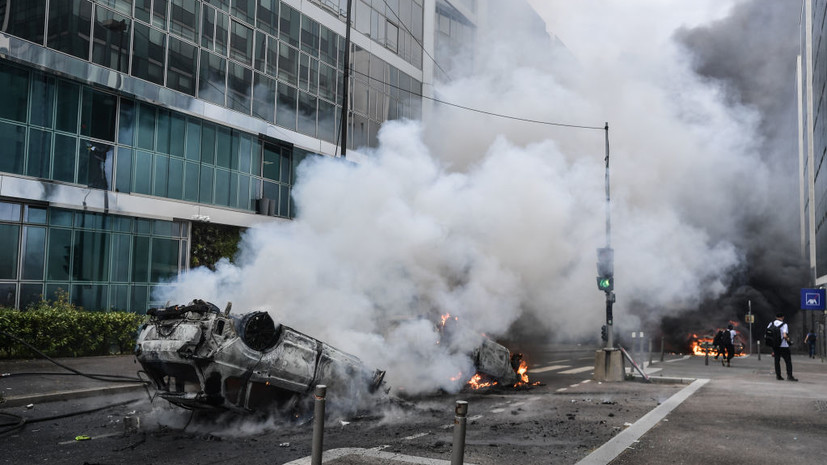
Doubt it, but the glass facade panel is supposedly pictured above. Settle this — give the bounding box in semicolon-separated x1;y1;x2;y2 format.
301;16;319;57
132;236;150;282
132;22;166;86
0;203;21;221
20;284;44;310
47;228;72;281
227;61;252;113
184;161;200;200
168;157;185;198
56;81;80;133
0;63;29;122
0;224;20;279
297;91;317;136
153;154;169;196
0;283;15;308
27;128;52;179
185;118;201;160
80;88;118;142
71;284;108;310
231;0;255;25
199;165;214;202
92;9;131;73
277;43;298;85
276;82;297;130
72;231;111;282
216;127;232;168
168;36;198;96
22;226;46;280
230;20;253;65
47;0;92;60
201;123;216;164
78;140;113;189
253;72;276;122
3;0;47;45
134;150;153;194
170;0;199;42
199;50;227;106
115;147;133;193
215;168;231;206
0;122;25;175
110;284;129;310
30;74;55;129
110;234;131;282
257;0;278;36
279;4;300;47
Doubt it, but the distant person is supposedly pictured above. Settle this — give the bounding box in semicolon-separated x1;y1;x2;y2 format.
767;313;797;381
804;331;817;359
712;329;725;360
721;324;736;367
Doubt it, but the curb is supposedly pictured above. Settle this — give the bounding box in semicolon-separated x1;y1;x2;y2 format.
0;384;146;408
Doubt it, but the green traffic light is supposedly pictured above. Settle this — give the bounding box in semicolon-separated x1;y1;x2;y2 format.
597;276;613;291
599;278;610;288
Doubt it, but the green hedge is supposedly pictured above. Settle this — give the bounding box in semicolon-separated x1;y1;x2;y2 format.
0;293;145;359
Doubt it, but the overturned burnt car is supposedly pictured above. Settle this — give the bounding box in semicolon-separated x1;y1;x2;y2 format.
135;300;388;415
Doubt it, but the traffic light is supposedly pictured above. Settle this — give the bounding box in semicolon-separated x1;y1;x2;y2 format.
601;325;608;341
596;247;614;292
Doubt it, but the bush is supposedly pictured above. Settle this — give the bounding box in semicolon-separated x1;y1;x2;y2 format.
0;292;145;359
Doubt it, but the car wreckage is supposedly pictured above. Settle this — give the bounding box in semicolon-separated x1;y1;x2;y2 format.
135;300;528;415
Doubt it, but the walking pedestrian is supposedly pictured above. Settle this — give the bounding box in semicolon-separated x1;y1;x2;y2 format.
721;324;736;367
766;313;797;381
804;331;817;359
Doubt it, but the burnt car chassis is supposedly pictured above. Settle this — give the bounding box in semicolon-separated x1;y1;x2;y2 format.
135;300;526;416
135;300;387;415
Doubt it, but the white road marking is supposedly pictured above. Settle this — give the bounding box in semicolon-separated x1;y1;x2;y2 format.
531;365;572;373
574;378;710;465
559;366;594;375
402;432;429;440
283;447;477;465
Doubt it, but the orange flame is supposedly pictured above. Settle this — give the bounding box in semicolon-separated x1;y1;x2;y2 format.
468;374;497;389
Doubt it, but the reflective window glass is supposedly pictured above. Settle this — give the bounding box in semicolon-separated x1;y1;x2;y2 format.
262;145;279;181
216;127;231;168
254;31;266;72
199;50;227;106
132;236;150;282
206;0;230;11
280;151;291;183
132;23;166;85
185;118;201;160
153;154;169;197
300;16;319;57
0;224;19;279
110;284;129;310
157;111;171;154
135;218;152;234
230;20;253;65
30;74;55;128
257;0;278;36
276;82;297;130
71;284;108;310
169;114;186;157
227;62;252;113
92;9;131;73
152;0;169;29
253;72;276;122
0;202;21;221
265;35;279;76
47;228;71;280
110;234;131;281
115;147;132;193
214;168;231;206
168;157;184;199
72;231;110;281
318;63;336;101
131;285;148;312
184;162;199;201
0;122;26;175
134;150;153;194
170;0;199;42
199;166;214;203
200;123;215;164
118;98;135;146
297;91;317;136
49;209;73;226
251;138;261;176
279;184;289;216
0;63;29;123
47;0;92;60
234;132;251;171
317;99;337;143
137;103;156;150
3;0;47;44
231;0;255;25
238;175;251;209
27;128;52;179
24;206;47;224
277;43;298;85
56;81;80;133
78;141;113;189
167;36;198;96
202;7;229;54
22;226;46;280
279;4;300;47
319;25;337;67
80;88;117;142
151;238;179;281
98;0;134;17
20;284;44;310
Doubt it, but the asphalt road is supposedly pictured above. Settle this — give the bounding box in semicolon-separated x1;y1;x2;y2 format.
1;346;826;464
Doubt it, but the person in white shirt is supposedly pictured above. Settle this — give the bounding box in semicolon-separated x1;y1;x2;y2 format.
769;313;797;381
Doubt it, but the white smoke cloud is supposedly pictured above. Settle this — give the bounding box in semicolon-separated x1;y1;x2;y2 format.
160;0;786;393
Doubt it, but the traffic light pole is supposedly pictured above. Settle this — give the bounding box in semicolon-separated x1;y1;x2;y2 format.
604;122;614;349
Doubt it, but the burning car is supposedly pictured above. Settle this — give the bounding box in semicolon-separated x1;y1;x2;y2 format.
134;300;388;415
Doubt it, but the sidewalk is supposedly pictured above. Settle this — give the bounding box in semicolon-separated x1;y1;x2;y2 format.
0;354;145;408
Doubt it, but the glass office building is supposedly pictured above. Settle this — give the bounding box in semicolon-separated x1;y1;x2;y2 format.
0;0;493;311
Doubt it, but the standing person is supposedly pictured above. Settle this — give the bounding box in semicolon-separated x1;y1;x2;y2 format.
767;313;798;381
721;324;736;367
805;331;817;359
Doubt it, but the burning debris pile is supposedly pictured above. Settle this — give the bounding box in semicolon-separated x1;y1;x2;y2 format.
135;300;389;416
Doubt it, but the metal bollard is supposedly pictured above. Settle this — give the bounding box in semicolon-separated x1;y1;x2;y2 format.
451;401;468;465
311;385;327;465
757;341;761;361
660;336;665;362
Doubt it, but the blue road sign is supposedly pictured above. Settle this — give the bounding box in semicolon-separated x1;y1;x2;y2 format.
801;288;826;310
